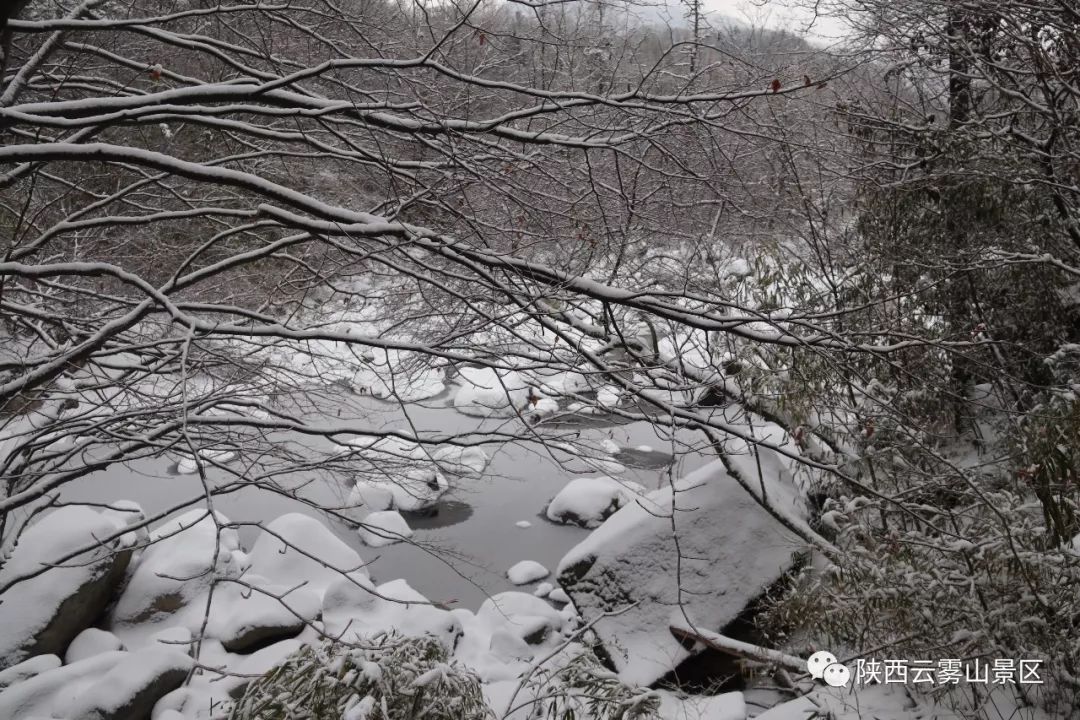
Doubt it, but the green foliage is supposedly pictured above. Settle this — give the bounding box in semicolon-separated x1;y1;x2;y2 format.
228;634;489;720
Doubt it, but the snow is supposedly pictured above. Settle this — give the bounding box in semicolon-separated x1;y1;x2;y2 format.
754;685;928;720
555;458;807;687
373;468;449;512
546;476;646;528
346;481;395;517
65;628;124;664
246;513;367;601
514;520;532;528
205;581;320;651
547;588;570;604
0;647;192;719
455;592;570;682
596;385;622;407
350;348;446;401
656;690;745;720
453;366;531;417
507;560;550;585
109;509;246;629
0;655;60;691
0;505;138;665
431;445;490;477
533;582;554;598
358;510;413;547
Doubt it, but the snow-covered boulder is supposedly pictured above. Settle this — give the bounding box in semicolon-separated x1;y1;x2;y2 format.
432;445;490;478
475;592;566;648
0;505;138;669
0;646;192;720
358;510;413;547
546;476;646;528
109;509;246;627
453;366;531;417
207;582;320;653
377;467;449;512
556;458;808;686
322;577;461;651
350;348;446;402
657;690;746;720
246;513;366;601
507;560;549;585
0;655;60;691
65;628;124;664
346;481;395;517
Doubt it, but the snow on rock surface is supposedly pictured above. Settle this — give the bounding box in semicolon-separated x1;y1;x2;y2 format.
507;560;550;585
546;476;645;528
548;588;570;605
0;505;138;669
556;457;807;686
350;348;447;401
533;582;554;598
65;628;124;664
358;510;413;547
0;646;192;720
657;690;745;720
456;592;570;681
432;445;490;477
322;577;461;650
453;366;531;417
754;685;928;720
206;582;320;653
109;509;246;629
246;513;366;601
0;655;60;691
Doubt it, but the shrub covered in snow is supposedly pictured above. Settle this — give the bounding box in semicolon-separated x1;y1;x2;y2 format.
228;634;488;720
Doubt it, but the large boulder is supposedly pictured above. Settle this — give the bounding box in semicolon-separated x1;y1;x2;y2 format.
108;509;247;629
556;457;808;687
546;476;646;528
453;366;531;417
207;581;320;654
0;646;192;720
0;505;139;669
246;513;365;601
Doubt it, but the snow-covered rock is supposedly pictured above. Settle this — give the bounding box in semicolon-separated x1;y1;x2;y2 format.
596;385;622;407
358;510;413;547
657;690;746;720
65;628;124;664
547;588;570;605
546;476;645;528
246;513;366;601
0;646;192;720
0;505;138;669
207;582;320;653
322;577;461;651
432;445;490;478
533;582;554;598
0;655;60;691
556;458;808;686
376;468;449;512
350;348;446;402
474;592;566;648
109;509;246;628
515;521;532;528
453;366;531;417
507;560;550;585
346;481;395;517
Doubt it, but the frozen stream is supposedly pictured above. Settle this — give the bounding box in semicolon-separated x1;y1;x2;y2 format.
60;383;716;608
